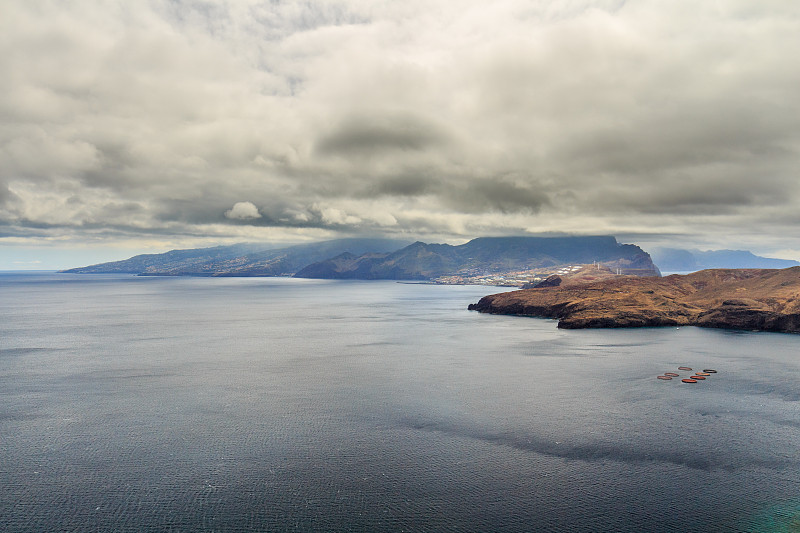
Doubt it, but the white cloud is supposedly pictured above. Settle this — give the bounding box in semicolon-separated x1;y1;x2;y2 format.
225;201;262;220
311;203;362;226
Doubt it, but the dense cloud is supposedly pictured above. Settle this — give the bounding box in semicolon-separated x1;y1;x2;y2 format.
225;201;262;220
1;0;800;260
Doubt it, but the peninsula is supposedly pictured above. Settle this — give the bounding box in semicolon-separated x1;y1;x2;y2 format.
468;267;800;333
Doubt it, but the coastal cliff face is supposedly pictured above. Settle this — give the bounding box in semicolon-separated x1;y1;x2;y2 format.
468;267;800;333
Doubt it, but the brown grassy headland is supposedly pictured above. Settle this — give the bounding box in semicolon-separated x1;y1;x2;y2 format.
469;267;800;333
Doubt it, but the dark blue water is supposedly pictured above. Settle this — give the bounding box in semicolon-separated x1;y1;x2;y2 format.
2;272;799;532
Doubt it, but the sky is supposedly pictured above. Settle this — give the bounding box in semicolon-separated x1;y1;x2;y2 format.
2;0;800;269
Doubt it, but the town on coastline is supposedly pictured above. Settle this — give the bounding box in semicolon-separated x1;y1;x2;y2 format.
434;264;596;287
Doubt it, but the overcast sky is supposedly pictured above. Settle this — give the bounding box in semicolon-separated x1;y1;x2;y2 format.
2;0;800;269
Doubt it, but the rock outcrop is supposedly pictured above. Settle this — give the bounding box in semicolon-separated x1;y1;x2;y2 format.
469;267;800;333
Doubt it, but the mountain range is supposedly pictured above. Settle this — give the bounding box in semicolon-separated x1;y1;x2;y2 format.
62;238;410;276
63;235;659;280
651;248;800;271
64;237;796;282
295;236;659;280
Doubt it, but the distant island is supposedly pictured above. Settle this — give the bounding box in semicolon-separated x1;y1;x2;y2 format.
650;248;800;271
62;235;660;284
469;267;800;333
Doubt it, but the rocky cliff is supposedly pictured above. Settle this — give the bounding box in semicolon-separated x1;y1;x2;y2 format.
469;267;800;333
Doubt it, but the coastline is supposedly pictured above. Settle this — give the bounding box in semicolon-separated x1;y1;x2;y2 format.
469;267;800;334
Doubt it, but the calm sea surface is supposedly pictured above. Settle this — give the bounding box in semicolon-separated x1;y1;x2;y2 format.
2;272;799;532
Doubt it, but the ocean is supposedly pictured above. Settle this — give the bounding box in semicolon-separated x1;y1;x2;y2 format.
2;272;799;532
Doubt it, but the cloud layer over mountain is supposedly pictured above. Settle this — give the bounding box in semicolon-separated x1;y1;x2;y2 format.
2;1;799;261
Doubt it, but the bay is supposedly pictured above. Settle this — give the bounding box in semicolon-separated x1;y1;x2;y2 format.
1;272;799;532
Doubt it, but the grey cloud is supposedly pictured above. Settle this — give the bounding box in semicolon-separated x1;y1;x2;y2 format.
1;1;800;257
552;103;797;179
444;176;552;214
314;113;449;156
0;182;16;207
370;174;433;197
154;197;257;225
152;196;319;229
